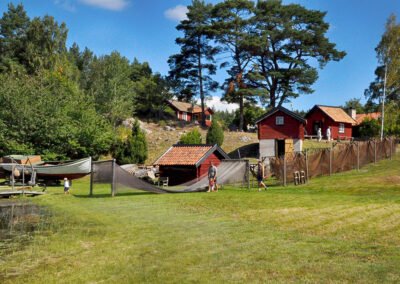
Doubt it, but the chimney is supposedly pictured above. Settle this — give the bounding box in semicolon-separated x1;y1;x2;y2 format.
348;107;356;120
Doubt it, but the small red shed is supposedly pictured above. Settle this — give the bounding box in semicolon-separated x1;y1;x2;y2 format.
168;100;213;127
305;105;356;140
254;106;306;158
153;144;229;185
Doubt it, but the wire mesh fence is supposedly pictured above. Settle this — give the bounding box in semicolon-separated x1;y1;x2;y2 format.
270;138;399;186
90;159;250;196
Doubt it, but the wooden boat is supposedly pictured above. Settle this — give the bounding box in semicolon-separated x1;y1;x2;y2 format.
1;157;91;180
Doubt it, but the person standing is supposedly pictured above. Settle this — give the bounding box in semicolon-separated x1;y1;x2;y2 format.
64;177;70;195
326;126;331;142
317;127;322;142
257;161;268;191
207;162;218;192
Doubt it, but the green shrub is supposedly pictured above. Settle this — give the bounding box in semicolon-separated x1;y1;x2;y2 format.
158;120;167;127
180;128;202;144
359;118;380;137
206;120;224;146
113;119;148;164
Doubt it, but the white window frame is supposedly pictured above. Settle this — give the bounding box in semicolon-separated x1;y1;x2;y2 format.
339;123;345;134
207;114;212;121
183;112;187;121
177;111;180;119
276;116;284;125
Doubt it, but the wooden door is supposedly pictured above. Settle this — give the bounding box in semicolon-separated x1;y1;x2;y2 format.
285;139;294;158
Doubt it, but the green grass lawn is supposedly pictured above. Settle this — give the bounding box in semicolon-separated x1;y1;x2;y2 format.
1;154;400;283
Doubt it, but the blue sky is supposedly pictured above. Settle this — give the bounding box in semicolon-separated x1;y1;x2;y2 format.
1;0;400;111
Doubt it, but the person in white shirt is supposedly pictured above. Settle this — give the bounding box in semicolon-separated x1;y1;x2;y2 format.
317;127;322;142
326;126;331;142
64;177;70;195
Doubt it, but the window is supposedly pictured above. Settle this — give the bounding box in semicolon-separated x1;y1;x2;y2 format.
339;123;345;133
206;115;212;121
276;116;284;125
177;111;180;118
183;112;187;121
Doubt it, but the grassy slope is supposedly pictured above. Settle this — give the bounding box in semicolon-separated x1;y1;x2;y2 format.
143;120;259;163
2;155;400;283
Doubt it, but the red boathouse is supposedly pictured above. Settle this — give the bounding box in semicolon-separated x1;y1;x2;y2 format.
153;144;230;185
305;105;356;140
254;106;306;158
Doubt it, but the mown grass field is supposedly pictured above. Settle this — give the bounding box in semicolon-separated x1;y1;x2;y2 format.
1;154;400;283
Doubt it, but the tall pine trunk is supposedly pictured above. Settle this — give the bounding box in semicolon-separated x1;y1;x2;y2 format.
198;36;206;127
239;94;244;131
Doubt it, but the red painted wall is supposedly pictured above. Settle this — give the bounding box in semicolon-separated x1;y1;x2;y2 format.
198;152;222;179
257;110;304;140
305;109;352;139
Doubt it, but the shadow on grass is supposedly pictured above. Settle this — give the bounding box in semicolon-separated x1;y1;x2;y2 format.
73;191;158;198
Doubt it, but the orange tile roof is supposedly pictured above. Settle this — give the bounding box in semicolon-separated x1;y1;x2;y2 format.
317;106;357;125
355;112;381;125
154;145;213;166
168;100;206;114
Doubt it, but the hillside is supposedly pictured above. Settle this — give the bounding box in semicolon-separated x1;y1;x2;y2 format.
138;120;258;164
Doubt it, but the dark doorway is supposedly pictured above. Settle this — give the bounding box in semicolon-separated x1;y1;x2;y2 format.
312;121;322;135
276;140;285;157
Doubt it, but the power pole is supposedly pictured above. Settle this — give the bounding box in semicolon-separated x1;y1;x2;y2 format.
380;53;389;141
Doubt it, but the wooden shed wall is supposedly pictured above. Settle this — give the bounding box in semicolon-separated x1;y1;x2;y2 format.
257;110;304;140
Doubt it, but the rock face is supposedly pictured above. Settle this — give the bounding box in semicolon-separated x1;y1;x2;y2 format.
122;118;152;134
240;136;252;142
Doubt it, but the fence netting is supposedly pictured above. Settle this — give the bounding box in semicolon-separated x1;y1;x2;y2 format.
91;159;249;196
270;139;398;185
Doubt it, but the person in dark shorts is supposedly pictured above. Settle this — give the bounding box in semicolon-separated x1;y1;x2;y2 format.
207;162;218;192
257;161;267;191
64;177;70;195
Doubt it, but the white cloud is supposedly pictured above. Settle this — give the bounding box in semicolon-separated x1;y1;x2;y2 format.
164;5;188;22
80;0;129;11
55;0;76;12
197;96;239;112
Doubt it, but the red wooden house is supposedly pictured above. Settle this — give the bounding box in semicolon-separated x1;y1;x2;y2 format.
168;100;213;127
305;105;356;140
254;106;306;158
153;144;229;185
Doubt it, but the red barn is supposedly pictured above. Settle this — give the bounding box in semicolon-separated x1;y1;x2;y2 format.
305;105;356;140
254;106;306;158
168;100;213;127
153;144;229;185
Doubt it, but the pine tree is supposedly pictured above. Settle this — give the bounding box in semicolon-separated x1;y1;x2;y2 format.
168;0;219;126
206;120;224;146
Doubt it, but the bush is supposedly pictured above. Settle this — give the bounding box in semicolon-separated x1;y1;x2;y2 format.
158;120;167;127
113;118;148;164
206;120;224;146
180;128;202;144
359;118;380;137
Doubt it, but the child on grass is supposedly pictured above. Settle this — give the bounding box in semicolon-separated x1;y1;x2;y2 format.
207;178;214;193
64;177;70;195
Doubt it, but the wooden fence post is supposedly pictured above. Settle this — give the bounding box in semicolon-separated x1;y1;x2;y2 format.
374;140;377;164
283;156;286;187
89;159;94;196
111;159;116;197
329;148;332;176
390;139;393;160
247;160;250;189
305;149;309;184
357;142;360;171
